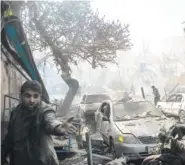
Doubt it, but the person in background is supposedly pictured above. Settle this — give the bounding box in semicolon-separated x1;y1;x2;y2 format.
151;86;160;106
1;80;77;165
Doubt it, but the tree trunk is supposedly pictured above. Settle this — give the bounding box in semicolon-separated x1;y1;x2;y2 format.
59;76;79;116
33;17;79;117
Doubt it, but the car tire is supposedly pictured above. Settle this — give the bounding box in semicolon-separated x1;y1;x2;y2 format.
179;110;185;123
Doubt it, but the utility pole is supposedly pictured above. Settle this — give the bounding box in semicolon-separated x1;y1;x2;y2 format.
116;63;125;90
182;21;185;35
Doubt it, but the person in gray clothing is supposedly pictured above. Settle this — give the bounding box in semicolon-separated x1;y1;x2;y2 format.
151;86;160;106
1;80;77;165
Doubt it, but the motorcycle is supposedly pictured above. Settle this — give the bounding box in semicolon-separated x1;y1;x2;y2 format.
141;123;185;165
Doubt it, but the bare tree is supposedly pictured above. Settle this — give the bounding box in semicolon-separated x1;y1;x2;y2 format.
7;1;132;116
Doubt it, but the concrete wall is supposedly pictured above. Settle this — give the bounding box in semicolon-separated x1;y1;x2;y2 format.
1;48;29;139
1;49;29;121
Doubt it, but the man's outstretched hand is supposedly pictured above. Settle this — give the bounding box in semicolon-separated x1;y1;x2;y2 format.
55;117;78;136
62;117;78;135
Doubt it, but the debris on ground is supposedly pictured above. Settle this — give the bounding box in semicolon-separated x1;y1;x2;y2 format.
106;157;128;165
53;136;69;147
55;105;179;165
60;154;86;165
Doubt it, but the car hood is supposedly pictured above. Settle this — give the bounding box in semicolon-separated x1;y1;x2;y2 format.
115;117;176;137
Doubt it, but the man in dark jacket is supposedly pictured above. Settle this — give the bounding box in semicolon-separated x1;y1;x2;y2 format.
151;86;160;106
1;80;77;165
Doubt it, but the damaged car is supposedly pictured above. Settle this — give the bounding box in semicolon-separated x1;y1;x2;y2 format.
95;100;176;161
157;93;185;122
79;93;111;116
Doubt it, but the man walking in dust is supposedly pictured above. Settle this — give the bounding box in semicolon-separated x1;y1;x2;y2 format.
1;80;77;165
151;86;160;106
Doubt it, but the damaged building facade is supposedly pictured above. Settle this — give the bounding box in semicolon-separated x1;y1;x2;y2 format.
1;46;29;138
1;2;49;139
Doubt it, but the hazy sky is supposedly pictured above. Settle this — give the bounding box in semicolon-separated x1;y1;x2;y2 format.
35;0;185;99
92;0;185;51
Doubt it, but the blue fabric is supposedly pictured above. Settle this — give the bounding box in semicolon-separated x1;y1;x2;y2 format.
5;24;37;79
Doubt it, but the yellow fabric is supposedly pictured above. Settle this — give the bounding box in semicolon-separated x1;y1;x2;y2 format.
3;8;14;17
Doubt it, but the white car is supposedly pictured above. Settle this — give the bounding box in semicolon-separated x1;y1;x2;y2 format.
157;93;185;122
79;94;111;116
95;100;175;160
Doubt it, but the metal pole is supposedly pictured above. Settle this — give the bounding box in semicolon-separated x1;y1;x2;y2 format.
86;133;93;165
88;134;93;165
68;135;71;152
3;95;7;122
141;87;145;99
4;94;20;101
117;65;124;89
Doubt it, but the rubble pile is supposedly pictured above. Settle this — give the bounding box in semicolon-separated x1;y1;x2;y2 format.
60;154;86;165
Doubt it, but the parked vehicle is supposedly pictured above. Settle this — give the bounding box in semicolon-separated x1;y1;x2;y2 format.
157;93;185;122
79;94;111;116
95;100;175;160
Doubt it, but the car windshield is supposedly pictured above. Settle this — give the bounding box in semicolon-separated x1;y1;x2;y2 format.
113;101;163;121
84;94;110;104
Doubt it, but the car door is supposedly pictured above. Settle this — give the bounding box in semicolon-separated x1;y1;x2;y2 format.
171;94;184;116
163;94;177;114
101;104;111;142
96;105;105;132
79;95;86;112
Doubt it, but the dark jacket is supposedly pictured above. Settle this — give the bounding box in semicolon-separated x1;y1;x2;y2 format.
153;87;160;98
2;101;64;165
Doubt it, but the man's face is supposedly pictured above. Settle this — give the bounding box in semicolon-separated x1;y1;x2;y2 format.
22;89;41;109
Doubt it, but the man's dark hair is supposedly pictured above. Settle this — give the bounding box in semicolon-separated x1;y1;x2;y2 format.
21;80;42;94
151;86;155;89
